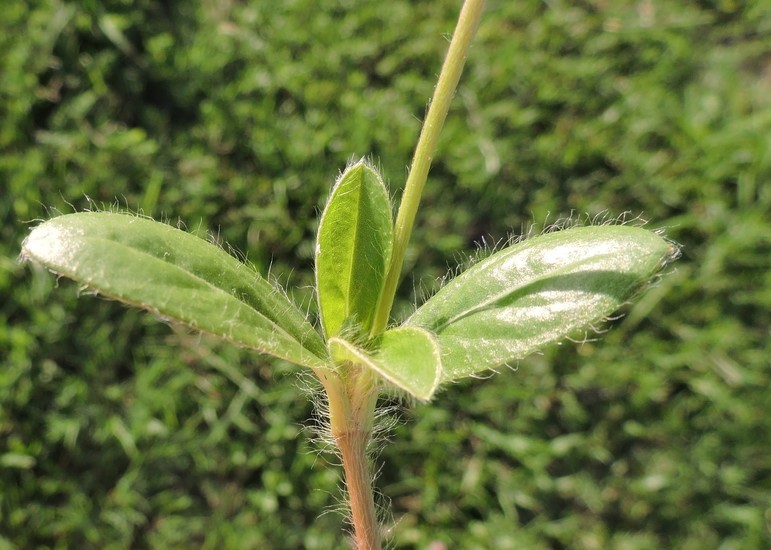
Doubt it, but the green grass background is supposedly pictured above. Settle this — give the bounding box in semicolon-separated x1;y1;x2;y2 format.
2;0;769;547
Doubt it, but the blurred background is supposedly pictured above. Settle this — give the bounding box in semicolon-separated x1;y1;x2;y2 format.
1;0;769;547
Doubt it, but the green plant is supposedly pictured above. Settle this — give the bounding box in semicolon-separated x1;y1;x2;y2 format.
20;1;678;548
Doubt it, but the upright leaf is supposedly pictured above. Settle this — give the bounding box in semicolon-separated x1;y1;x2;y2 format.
407;225;677;381
328;327;442;401
22;212;329;368
316;160;393;338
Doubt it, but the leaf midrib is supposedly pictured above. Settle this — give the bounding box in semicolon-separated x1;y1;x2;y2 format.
55;234;326;364
344;169;366;322
428;253;619;333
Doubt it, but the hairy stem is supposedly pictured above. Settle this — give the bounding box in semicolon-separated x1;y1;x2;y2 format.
338;425;379;549
320;369;380;549
372;0;486;334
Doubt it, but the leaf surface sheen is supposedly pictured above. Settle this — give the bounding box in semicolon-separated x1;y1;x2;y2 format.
407;226;675;382
22;212;328;368
316;160;393;338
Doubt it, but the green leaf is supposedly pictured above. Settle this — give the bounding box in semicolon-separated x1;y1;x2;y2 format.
328;327;441;401
316;160;393;338
21;212;329;369
407;225;677;382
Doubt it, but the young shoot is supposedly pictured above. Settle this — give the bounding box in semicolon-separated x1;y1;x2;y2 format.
20;0;678;548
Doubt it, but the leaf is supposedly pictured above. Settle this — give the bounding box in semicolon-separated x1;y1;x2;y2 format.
21;212;329;369
328;327;441;401
407;225;677;382
315;160;393;338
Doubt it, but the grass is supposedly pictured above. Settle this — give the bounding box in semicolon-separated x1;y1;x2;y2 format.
1;0;769;547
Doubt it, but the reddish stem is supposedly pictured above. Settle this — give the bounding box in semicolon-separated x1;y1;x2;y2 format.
337;428;380;550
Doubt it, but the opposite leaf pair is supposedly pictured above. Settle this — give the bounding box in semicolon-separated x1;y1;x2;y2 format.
314;160;676;398
21;161;676;401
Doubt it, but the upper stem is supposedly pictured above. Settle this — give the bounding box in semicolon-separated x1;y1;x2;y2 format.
372;0;486;335
322;2;487;547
